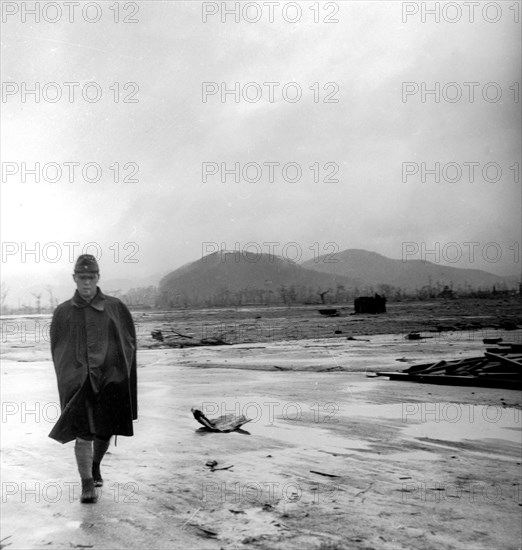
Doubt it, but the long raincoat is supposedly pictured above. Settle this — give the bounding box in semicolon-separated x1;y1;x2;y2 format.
48;288;137;444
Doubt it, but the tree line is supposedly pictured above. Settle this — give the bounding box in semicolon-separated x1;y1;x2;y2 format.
1;281;517;315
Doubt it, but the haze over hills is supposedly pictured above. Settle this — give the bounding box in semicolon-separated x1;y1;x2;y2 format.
302;249;516;292
156;248;518;307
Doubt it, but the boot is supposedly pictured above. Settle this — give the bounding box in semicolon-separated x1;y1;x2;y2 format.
92;437;110;487
80;477;98;504
75;438;97;504
92;461;103;487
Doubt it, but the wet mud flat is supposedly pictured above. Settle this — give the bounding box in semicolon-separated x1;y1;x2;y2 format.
1;332;521;550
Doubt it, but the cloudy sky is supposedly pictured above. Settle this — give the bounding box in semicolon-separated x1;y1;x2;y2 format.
1;1;521;304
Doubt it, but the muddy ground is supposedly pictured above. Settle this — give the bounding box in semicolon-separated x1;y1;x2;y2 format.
133;297;522;347
1;298;521;549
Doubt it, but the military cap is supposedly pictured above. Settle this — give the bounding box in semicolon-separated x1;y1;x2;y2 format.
74;254;100;273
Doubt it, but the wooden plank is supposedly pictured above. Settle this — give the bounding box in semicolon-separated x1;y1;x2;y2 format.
484;352;522;370
378;372;521;390
404;360;446;374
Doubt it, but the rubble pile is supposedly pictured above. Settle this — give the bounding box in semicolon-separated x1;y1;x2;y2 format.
376;341;522;389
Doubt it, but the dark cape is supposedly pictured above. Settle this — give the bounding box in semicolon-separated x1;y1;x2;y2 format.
48;288;137;444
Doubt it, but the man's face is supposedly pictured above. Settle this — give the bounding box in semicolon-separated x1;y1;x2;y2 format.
73;273;100;300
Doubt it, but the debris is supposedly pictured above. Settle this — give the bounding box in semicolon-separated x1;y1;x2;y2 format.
376;342;522;389
200;337;230;346
499;320;518;331
406;332;433;340
192;526;218;538
318;308;339;316
483;337;503;344
169;328;194;339
310;470;340;478
151;329;164;342
150;328;230;347
151;328;193;341
191;408;252;432
205;460;218;468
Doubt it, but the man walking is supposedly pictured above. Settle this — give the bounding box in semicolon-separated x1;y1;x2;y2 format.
49;254;137;503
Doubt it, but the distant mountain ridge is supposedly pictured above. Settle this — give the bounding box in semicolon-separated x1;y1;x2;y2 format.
157;248;517;307
301;249;514;291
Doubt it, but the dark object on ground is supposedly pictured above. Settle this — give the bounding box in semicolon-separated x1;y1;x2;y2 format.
200;337;230;346
310;470;340;478
191;526;218;539
376;342;522;389
151;329;230;348
204;459;233;471
318;308;339;316
437;325;457;332
405;332;434;341
151;327;193;341
191;408;252;432
151;329;164;341
438;285;455;299
499;320;519;331
354;294;386;314
483;337;503;344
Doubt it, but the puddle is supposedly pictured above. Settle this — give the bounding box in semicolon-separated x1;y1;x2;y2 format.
376;450;440;462
335;403;404;418
401;404;521;444
66;520;82;529
191;397;521;453
253;421;371;451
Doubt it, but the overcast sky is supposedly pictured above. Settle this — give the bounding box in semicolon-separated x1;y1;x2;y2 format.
1;0;521;304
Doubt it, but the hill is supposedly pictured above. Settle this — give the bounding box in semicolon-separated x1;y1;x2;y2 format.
158;251;355;306
301;249;513;292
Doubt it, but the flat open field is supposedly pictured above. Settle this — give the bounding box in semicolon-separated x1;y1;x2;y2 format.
134;297;522;348
1;298;521;549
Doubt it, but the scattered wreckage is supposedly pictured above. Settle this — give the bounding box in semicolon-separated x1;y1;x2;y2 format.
374;340;522;390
